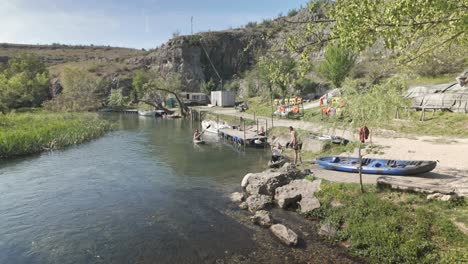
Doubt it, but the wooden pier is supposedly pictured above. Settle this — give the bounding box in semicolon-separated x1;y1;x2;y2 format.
218;128;267;146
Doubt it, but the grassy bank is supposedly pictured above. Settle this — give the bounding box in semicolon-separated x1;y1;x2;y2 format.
0;112;113;158
307;181;468;263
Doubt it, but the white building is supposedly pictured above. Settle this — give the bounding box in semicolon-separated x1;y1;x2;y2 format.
210;91;236;107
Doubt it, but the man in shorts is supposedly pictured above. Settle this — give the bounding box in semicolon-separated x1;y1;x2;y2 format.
289;126;302;164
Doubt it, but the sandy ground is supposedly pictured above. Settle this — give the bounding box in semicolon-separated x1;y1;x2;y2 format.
206;107;468;171
200;107;468;195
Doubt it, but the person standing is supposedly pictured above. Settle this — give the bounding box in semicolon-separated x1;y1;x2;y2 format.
289;126;302;164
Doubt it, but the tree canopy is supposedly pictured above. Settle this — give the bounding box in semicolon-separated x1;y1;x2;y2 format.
0;53;49;112
287;0;467;68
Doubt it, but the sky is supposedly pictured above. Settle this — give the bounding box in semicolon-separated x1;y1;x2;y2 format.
0;0;309;49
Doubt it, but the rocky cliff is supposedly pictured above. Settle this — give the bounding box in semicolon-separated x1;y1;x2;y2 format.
128;30;266;91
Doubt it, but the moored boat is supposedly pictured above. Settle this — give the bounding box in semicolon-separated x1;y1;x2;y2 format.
138;110;157;116
316;156;437;176
201;120;232;134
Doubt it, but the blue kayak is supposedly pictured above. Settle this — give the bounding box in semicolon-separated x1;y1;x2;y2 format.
316;156;437;176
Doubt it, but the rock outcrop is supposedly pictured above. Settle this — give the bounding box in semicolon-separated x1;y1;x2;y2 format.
270;224;298;246
241;163;303;196
49;77;63;97
134;31;266;91
245;194;272;212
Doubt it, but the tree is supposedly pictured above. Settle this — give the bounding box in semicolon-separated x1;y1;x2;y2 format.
44;67;104;112
258;55;296;101
0;53;49;111
290;0;467;65
317;45;355;87
200;79;216;95
108;88;129;108
330;0;467;63
138;72;189;116
339;77;411;191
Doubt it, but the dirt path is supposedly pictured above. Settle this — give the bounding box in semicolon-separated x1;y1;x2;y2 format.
202;107;468;172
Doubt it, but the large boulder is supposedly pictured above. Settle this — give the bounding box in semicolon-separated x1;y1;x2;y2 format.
250;210;273;227
245;194;272;212
241;163;303;196
299;197;321;213
270;224;298;246
274;179;322;212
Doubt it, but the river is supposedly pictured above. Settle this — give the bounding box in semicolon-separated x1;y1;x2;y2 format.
0;114;359;264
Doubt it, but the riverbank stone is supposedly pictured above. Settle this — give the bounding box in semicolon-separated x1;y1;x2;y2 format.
319;222;338;238
299;197;321;213
245;194;272;212
274;179;322;212
229;192;244;203
241;163;303;196
250;210;273;227
270;224;298;246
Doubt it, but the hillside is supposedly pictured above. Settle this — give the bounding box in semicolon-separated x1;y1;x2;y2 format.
0;6;466;97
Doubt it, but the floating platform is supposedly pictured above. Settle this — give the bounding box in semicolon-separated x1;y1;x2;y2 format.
218;128;267;147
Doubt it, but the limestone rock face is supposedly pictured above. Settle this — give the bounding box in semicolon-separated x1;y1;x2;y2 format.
270;224;298;246
133;31;266;92
298;197;321;213
245;194;272;212
242;163;303;196
250;210;273;227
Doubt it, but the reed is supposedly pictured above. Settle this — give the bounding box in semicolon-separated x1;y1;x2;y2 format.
0;112;113;158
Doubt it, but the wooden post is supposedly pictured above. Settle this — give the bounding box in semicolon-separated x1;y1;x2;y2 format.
395;107;400;119
256;119;259;134
358;142;364;193
420;108;425;121
243;120;246;147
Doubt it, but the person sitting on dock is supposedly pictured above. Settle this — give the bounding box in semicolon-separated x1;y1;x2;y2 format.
193;129;202;141
258;126;266;136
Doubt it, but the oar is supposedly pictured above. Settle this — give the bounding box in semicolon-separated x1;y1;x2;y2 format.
199;124;211;135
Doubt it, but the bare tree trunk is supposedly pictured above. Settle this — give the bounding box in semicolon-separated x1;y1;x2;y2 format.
140;100;174;115
154;88;189;117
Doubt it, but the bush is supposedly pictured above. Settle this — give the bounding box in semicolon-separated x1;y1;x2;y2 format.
288;9;298;17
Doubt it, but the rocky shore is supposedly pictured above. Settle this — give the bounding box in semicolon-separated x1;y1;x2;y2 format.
231;163;325;247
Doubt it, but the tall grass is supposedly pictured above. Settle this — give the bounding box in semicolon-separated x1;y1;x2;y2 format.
0;112;113;158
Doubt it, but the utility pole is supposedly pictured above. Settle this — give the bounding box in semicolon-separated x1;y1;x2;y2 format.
191;16;193;35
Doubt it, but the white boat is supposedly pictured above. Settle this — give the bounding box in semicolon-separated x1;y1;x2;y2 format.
201;120;231;134
138;110;157;116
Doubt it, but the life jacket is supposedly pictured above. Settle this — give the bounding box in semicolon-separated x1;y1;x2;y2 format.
292;105;299;113
359;126;370;143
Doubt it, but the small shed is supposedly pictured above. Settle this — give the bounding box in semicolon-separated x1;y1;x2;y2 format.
211;91;236;107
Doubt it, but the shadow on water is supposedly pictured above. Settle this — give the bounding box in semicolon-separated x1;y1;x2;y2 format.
0;114;360;264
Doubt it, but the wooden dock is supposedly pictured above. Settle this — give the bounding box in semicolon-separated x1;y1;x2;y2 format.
218;128;267;146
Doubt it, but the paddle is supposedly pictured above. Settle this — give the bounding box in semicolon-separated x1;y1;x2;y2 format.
199;124;211;135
